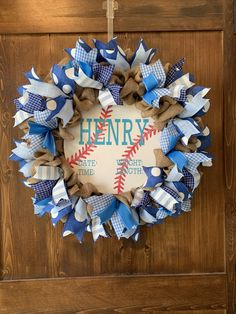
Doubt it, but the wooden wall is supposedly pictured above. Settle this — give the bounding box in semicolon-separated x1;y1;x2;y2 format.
0;0;235;313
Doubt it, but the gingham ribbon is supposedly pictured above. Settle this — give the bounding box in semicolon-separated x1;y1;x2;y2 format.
141;60;170;108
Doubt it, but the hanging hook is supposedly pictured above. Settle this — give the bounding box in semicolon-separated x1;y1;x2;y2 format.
103;0;118;41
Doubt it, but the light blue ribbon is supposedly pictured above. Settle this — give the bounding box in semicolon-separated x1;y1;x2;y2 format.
140;61;170;108
167;150;188;171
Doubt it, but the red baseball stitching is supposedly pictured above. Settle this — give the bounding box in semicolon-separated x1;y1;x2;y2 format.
113;125;158;194
67;105;113;167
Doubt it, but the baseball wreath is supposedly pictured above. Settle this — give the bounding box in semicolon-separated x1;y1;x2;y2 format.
10;38;212;242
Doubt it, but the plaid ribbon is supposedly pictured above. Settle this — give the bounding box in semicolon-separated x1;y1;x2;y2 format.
184;152;212;173
73;39;98;65
14;92;46;114
160;121;180;154
165;58;185;86
30;180;57;201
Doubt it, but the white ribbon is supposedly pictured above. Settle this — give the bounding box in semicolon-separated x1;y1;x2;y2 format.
12;142;33;160
173;118;200;146
74;198;89;222
91;217;107;241
179;89;210;118
26;79;67;98
19;160;34;177
168;73;195;90
52;179;69;204
166;164;184;182
14;110;33;127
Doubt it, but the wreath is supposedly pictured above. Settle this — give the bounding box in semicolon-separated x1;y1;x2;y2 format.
10;38;212;242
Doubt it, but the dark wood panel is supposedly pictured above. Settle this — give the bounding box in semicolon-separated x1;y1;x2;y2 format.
223;0;236;313
0;34;60;279
0;274;227;313
0;31;224;279
0;0;223;34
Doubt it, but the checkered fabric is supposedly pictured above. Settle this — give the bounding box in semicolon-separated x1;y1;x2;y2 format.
139;192;151;208
181;199;191;212
85;194;114;218
162;185;180;200
140;60;166;87
92;63;114;86
111;211;125;238
19;93;46;114
23;133;44;155
160;121;180;154
34;109;58;129
182;168;194;190
175;89;187;103
14;99;23;112
30;180;57;201
152;88;170;108
165;58;185;86
184;152;211;173
75;40;97;64
107;84;122;105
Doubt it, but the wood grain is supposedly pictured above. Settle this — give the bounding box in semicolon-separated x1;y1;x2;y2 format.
0;34;61;279
0;274;227;313
0;32;224;280
223;0;236;313
0;0;223;34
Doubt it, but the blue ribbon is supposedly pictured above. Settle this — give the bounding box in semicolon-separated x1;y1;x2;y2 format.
140;61;169;108
28;121;56;156
98;198;138;231
63;212;88;242
167;150;188;171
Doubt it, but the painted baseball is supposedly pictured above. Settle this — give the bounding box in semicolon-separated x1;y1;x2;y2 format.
65;103;160;194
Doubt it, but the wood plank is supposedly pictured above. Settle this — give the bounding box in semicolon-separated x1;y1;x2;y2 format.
223;0;236;313
0;34;60;279
0;274;227;313
0;0;223;34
